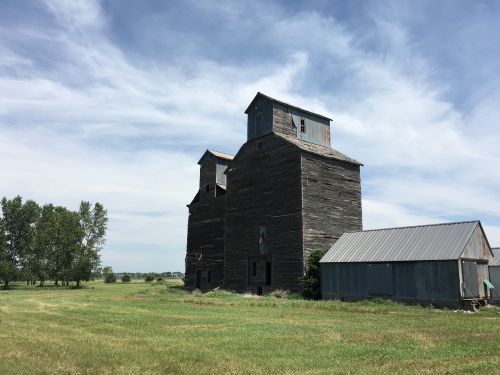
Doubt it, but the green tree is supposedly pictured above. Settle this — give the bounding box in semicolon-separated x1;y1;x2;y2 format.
1;196;24;287
34;204;57;286
299;249;327;300
74;202;108;287
0;216;17;289
19;199;41;285
102;266;116;283
46;207;81;286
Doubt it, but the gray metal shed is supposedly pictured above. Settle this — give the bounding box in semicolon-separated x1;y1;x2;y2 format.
489;248;500;302
320;221;493;307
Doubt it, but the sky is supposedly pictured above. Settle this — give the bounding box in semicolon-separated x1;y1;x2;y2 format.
1;0;499;272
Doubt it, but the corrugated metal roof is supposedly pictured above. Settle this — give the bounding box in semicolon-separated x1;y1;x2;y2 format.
320;221;480;263
244;92;333;121
277;133;362;166
491;248;500;266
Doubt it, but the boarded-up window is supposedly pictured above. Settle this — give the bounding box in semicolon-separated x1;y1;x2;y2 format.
259;225;267;255
367;263;394;296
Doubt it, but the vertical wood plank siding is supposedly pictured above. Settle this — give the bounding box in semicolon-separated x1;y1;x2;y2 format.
224;135;304;293
301;154;363;262
185;194;226;290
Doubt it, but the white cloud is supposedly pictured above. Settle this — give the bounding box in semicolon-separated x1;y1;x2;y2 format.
1;0;499;271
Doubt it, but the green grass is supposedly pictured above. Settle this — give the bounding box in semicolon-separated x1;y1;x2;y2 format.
0;280;499;374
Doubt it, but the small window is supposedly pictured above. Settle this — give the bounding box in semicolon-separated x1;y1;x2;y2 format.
205;184;210;192
300;118;305;126
252;262;257;277
259;226;267;255
207;270;212;283
257;141;263;149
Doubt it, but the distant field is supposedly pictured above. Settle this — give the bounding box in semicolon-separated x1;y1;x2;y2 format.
0;280;499;374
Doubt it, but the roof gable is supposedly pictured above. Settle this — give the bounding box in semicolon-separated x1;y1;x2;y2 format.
244;92;332;121
320;221;481;263
198;149;234;165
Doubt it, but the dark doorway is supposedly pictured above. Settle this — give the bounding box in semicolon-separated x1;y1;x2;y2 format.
257;286;263;296
462;261;479;298
265;262;272;286
195;270;201;289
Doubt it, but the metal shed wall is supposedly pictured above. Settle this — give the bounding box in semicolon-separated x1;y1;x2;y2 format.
320;260;460;305
489;267;500;301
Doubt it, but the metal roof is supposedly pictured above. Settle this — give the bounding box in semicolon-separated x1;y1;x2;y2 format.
277;133;362;166
491;248;500;266
320;221;480;263
244;92;333;121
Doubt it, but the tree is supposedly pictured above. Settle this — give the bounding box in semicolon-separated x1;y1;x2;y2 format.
103;266;116;283
34;204;57;286
299;249;327;300
18;199;41;285
1;196;24;287
46;207;81;286
121;273;131;283
0;216;17;289
74;202;108;287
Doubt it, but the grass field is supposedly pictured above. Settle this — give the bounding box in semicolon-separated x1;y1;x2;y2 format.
0;280;499;374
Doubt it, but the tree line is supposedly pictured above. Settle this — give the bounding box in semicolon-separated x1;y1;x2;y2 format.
0;196;108;288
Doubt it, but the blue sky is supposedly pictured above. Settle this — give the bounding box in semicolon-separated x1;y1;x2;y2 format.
1;0;499;272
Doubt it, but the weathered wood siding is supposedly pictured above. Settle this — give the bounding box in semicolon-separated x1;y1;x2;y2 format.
199;156;217;196
185;194;226;291
301;153;362;262
272;104;297;138
224;134;304;293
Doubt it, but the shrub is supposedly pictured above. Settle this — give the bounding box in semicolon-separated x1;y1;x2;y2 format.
102;266;116;283
104;272;116;283
121;273;131;283
144;274;155;282
299;249;326;299
155;276;163;281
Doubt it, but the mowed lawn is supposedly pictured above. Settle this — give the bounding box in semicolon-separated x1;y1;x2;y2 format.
0;280;499;374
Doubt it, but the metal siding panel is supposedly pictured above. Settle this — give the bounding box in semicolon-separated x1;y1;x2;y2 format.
367;263;394;296
490;266;500;293
320;261;459;302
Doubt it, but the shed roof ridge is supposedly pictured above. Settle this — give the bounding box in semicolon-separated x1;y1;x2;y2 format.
342;220;480;235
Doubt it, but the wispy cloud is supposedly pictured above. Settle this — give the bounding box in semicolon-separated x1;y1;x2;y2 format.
1;0;499;270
